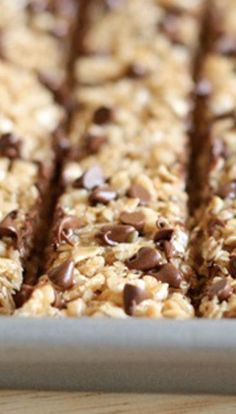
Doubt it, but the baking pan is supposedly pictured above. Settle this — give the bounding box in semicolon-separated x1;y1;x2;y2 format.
0;317;235;394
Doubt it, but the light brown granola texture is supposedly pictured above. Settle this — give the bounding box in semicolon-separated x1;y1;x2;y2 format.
189;1;236;318
0;0;76;82
0;159;41;314
15;0;206;319
0;0;73;315
0;61;63;166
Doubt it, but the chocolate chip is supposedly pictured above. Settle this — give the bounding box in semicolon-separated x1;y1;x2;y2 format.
97;224;137;246
154;228;174;243
0;133;22;158
154;228;174;260
13;284;34;308
123;284;148;315
0;210;19;249
229;256;236;278
215;36;236;56
125;63;148;79
73;166;104;190
52;291;67;309
48;259;75;291
128;184;151;205
93;106;114;125
207;279;233;302
150;263;182;288
195;79;212;97
217;181;236;199
84;133;107;154
89;186;117;205
120;211;145;232
125;247;161;271
55;215;83;246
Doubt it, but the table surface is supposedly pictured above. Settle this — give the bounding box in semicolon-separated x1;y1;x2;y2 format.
0;391;236;413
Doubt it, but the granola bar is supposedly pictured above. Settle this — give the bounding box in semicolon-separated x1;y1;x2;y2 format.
190;1;236;317
0;159;47;314
15;0;206;318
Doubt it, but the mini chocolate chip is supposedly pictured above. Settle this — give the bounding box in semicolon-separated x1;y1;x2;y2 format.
163;241;174;261
154;228;174;261
0;210;19;249
154;228;174;243
128;184;151;205
89;186;117;205
97;224;137;246
84;133;107;154
207;279;233;302
48;259;75;291
125;63;148;79
123;284;148;316
217;181;236;199
216;36;236;56
93;106;114;125
120;211;145;232
52;291;67;309
229;256;236;278
125;247;161;271
55;215;83;246
0;133;22;158
195;79;212;97
73;166;104;190
13;284;34;308
150;263;182;288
